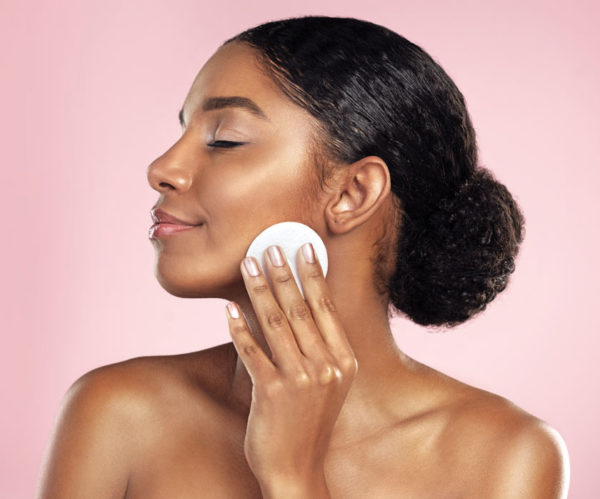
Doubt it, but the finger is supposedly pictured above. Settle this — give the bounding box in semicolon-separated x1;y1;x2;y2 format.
297;243;357;368
241;256;306;373
264;245;329;362
225;301;276;384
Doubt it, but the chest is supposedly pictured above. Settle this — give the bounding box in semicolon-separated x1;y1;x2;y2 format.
125;421;474;499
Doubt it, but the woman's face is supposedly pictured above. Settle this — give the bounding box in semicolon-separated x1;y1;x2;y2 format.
147;41;327;299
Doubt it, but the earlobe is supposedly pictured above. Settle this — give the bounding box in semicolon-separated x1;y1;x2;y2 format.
325;156;391;235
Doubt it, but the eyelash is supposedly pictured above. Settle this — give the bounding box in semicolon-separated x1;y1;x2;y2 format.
208;140;245;148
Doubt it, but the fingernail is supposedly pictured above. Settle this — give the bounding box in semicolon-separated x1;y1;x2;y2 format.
301;242;315;263
243;257;260;276
226;301;240;319
267;245;285;267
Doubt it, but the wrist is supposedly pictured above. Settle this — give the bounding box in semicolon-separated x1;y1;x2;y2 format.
259;472;331;499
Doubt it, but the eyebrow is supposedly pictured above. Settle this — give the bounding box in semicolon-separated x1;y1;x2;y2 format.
178;96;270;127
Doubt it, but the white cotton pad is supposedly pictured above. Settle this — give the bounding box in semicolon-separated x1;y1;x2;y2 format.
245;221;328;300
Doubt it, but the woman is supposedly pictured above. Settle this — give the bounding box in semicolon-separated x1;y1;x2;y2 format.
37;15;569;498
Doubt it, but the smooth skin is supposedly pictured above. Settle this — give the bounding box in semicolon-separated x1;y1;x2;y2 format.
36;41;569;498
227;246;358;498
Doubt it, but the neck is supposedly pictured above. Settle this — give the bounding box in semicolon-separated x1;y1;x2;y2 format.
225;238;422;449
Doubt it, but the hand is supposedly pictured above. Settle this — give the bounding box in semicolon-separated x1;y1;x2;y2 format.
225;243;358;490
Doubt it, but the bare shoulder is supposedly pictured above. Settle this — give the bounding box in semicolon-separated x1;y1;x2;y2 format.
439;382;570;498
66;341;237;425
37;343;236;498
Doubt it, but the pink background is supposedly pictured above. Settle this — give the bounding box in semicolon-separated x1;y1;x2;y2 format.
2;0;598;497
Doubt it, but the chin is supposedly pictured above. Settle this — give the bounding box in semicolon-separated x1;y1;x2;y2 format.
156;279;202;298
153;261;242;300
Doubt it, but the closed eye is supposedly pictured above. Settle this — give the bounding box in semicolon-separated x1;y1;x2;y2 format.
208;140;246;148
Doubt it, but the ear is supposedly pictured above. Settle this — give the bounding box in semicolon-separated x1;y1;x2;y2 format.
324;156;391;235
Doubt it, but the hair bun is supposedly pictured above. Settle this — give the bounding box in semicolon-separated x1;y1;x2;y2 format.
428;168;514;247
389;167;525;328
227;16;526;329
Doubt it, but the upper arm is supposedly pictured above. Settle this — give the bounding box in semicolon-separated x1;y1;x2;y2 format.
36;366;145;499
488;419;570;499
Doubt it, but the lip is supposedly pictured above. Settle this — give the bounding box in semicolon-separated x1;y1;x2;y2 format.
149;223;202;239
151;208;202;226
149;208;203;239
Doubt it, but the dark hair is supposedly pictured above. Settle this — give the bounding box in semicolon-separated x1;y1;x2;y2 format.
223;15;525;329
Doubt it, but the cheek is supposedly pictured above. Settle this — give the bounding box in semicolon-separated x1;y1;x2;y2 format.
213;149;312;218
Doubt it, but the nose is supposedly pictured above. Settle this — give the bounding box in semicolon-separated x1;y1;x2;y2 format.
146;142;194;194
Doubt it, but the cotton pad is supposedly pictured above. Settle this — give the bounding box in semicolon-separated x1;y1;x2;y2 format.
245;221;328;300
